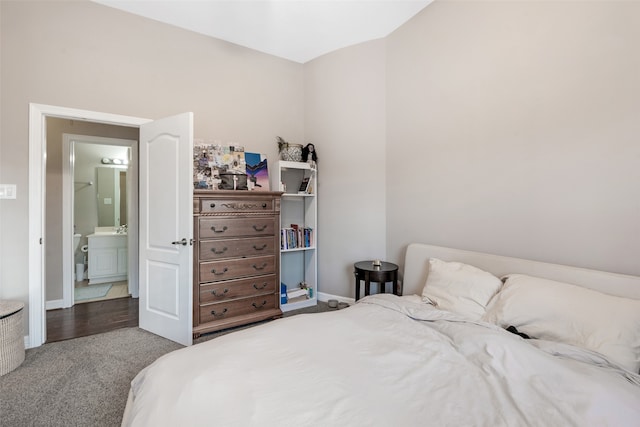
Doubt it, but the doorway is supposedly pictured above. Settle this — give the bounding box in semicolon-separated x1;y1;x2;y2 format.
28;104;150;348
46;126;140;342
61;133;139;309
29;104;194;348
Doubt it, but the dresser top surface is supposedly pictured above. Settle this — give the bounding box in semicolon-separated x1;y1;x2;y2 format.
194;190;283;197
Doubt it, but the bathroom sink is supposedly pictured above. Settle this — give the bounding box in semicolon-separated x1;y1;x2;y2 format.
91;231;127;236
91;227;127;236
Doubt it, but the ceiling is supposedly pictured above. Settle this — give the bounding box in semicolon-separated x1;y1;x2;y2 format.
93;0;432;63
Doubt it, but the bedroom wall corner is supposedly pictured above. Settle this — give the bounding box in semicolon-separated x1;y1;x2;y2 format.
303;39;387;298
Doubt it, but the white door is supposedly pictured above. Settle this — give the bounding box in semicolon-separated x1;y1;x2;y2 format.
139;112;193;346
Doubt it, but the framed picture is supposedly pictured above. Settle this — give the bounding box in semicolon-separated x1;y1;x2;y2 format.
245;152;270;191
193;143;245;190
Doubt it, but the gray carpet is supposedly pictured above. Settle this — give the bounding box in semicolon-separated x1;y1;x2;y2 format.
0;301;335;426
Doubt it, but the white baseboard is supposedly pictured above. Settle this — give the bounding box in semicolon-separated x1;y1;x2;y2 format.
317;292;355;305
46;299;64;310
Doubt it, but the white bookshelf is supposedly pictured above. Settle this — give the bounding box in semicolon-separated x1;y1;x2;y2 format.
275;161;317;312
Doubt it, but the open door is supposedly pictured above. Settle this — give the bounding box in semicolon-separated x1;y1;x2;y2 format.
139;113;193;346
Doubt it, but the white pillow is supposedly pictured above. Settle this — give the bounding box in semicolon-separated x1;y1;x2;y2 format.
421;258;503;320
483;274;640;373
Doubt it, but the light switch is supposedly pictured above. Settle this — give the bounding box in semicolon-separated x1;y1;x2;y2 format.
0;184;17;199
104;198;112;205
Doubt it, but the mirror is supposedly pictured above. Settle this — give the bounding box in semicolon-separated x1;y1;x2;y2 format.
74;142;130;232
96;166;127;226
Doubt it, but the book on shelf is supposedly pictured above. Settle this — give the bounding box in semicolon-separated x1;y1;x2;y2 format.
285;287;310;304
280;225;314;250
286;288;308;299
306;176;314;194
286;295;308;304
298;177;310;194
304;227;313;247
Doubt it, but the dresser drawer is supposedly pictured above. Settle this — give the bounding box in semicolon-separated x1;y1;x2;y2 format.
199;237;275;261
200;294;277;324
200;255;275;282
199;275;276;304
199;217;276;239
200;198;274;214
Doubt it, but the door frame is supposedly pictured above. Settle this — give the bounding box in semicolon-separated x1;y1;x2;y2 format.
62;134;139;309
28;103;150;348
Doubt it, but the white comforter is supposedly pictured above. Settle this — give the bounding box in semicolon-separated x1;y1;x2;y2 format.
122;295;640;426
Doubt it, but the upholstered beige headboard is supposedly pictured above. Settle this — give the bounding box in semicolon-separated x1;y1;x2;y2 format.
402;243;640;300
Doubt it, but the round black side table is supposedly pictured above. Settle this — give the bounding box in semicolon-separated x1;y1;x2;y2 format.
354;261;399;301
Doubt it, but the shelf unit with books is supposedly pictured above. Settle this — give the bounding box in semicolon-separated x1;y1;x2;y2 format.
275;160;317;312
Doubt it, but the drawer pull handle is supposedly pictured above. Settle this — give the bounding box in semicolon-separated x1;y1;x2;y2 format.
252;224;267;232
253;283;268;290
211;225;228;233
253;244;267;251
211;288;229;296
252;301;267;309
262;203;267;208
252;263;268;271
211;267;229;275
211;308;228;317
210;247;228;255
209;203;216;208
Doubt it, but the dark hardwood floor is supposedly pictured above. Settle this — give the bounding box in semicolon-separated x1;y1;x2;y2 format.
46;297;139;343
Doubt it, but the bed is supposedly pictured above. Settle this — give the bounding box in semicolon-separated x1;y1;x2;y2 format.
122;243;640;426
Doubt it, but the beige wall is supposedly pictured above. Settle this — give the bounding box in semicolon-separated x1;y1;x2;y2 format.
2;0;639;338
0;0;304;332
386;1;640;277
304;39;387;297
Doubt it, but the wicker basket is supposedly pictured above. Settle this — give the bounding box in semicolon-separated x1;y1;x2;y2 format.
0;300;25;376
279;143;303;162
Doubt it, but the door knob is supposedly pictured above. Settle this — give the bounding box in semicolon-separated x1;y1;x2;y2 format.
171;238;188;246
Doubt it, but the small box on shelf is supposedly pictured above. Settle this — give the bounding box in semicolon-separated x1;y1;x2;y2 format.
280;283;288;305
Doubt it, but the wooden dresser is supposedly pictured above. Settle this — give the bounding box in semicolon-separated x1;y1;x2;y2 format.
193;190;283;338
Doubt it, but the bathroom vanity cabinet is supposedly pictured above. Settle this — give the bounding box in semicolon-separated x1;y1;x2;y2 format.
192;190;283;338
87;234;128;284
